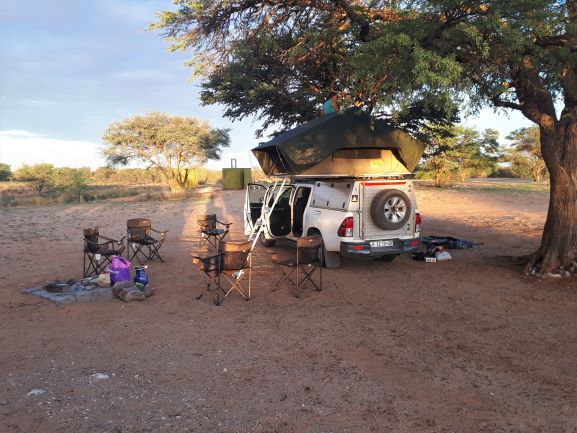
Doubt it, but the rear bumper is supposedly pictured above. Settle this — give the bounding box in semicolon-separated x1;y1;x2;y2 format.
340;238;420;258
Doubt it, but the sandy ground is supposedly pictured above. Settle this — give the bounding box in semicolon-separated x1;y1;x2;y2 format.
1;187;576;433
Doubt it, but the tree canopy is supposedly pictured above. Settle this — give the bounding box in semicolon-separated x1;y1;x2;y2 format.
15;163;56;196
102;112;230;192
419;126;500;185
151;0;465;137
505;127;547;182
153;0;577;272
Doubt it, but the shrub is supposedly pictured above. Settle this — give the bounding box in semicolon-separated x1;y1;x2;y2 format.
0;163;11;181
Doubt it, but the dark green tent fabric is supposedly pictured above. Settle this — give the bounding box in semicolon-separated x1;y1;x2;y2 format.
252;109;426;176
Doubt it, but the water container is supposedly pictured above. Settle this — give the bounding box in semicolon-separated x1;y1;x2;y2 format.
134;266;149;289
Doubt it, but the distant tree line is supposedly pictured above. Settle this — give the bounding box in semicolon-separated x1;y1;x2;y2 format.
415;126;547;186
1;164;212;203
1;125;547;194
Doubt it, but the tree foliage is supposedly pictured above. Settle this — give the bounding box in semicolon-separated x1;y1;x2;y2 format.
151;1;462;137
102;112;230;192
504;127;548;183
54;167;91;202
419;126;499;185
0;163;11;181
14;163;56;196
153;0;577;272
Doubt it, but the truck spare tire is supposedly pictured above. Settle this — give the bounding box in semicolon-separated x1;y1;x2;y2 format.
370;189;412;230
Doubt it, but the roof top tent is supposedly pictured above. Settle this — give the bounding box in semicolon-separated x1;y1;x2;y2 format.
251;108;426;178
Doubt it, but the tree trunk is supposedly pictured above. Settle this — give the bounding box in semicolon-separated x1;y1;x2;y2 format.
166;173;186;193
526;121;577;272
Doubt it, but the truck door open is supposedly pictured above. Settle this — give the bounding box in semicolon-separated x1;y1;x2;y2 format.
291;187;311;237
266;186;293;237
244;183;267;235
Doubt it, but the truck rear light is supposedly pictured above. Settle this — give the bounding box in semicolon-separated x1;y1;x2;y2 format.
415;212;422;232
337;217;354;237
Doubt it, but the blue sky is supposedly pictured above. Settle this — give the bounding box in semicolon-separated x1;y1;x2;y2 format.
0;0;532;171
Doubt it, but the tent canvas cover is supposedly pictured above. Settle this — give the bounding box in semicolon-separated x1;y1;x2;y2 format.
252;109;426;177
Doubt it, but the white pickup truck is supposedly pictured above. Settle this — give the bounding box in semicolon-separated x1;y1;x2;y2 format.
244;177;421;267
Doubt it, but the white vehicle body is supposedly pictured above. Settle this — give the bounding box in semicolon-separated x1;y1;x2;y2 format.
244;177;421;267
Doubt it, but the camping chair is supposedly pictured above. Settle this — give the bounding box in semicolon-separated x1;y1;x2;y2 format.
191;240;252;305
126;218;169;264
272;235;323;297
83;227;125;278
197;214;232;249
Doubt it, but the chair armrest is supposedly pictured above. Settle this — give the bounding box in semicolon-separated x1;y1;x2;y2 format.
191;252;222;268
84;238;110;247
100;235;126;244
151;228;169;235
216;221;232;228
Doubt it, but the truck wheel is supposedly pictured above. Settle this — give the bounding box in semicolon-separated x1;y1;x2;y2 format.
375;254;397;263
370;189;411;230
260;233;276;247
307;229;341;268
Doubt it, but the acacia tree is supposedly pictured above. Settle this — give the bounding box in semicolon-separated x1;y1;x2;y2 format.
102;112;229;192
153;1;577;272
15;163;56;196
421;126;499;185
506;127;548;183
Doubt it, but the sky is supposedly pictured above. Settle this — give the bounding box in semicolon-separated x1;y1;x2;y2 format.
0;0;533;171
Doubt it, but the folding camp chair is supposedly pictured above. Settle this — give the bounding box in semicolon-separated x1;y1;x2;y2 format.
83;227;125;278
197;214;232;249
272;235;323;297
191;240;252;305
126;218;168;264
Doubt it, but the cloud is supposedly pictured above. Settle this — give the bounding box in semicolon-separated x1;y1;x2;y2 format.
1;130;41;138
112;68;169;82
100;1;163;25
0;130;105;169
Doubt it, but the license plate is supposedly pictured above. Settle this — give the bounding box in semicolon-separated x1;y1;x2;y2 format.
370;240;393;248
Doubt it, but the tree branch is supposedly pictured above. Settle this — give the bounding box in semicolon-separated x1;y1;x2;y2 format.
533;34;577;52
491;95;522;111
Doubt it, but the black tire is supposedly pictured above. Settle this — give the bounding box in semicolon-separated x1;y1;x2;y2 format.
260;233;276;247
370;189;412;230
375;254;397;263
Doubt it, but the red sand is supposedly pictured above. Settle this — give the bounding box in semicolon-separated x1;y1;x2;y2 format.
1;188;576;433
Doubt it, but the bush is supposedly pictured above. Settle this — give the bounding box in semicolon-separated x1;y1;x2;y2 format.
414;169;435;180
489;167;521;178
0;163;11;181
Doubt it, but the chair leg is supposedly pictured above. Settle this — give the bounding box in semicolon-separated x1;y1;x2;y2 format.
149;243;164;262
247;256;252;300
84;254;94;278
272;267;296;292
152;238;166;262
83;253;110;278
223;273;248;300
295;264;300;298
213;271;223;306
127;242;146;265
83;252;87;278
298;265;322;292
